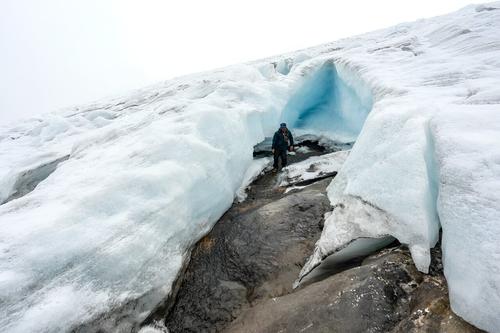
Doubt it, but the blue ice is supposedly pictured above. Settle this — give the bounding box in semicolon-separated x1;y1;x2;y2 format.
281;62;372;142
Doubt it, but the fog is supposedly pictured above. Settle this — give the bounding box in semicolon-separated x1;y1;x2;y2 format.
0;0;486;126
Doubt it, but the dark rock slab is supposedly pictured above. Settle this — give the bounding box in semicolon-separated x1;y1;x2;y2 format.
390;274;484;333
157;179;332;333
143;148;482;333
225;245;484;333
226;247;417;333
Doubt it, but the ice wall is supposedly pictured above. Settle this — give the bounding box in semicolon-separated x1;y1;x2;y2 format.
431;107;500;332
0;65;293;332
298;3;500;331
0;53;376;332
281;61;373;142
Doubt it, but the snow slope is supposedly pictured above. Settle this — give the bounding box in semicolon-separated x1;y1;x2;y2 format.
0;67;294;332
1;2;500;332
298;3;500;332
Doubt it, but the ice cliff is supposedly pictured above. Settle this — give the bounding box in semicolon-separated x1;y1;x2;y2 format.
0;2;499;332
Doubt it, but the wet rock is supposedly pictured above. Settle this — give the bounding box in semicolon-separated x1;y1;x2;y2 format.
145;150;481;333
388;245;484;333
226;247;416;333
390;275;484;333
225;246;483;333
158;179;332;332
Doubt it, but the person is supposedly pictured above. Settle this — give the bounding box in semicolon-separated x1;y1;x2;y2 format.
272;123;294;172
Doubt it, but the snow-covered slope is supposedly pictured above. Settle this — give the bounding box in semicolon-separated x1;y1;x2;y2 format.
0;67;293;332
1;2;500;332
297;4;500;332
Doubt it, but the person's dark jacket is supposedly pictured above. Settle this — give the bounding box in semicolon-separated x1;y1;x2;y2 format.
272;129;294;151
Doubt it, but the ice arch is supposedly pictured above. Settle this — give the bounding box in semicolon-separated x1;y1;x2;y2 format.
281;61;373;142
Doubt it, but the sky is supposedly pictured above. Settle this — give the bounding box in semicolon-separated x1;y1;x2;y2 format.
0;0;488;126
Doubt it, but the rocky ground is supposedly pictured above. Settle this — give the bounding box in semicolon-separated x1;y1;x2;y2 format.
226;245;481;333
144;142;483;333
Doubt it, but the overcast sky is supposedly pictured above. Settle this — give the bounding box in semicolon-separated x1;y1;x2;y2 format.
0;0;487;126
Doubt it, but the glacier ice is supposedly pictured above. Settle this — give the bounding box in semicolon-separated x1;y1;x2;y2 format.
281;61;373;142
298;3;500;332
0;154;69;204
235;157;272;202
0;66;293;332
431;107;500;332
1;56;367;331
296;236;395;287
0;2;500;332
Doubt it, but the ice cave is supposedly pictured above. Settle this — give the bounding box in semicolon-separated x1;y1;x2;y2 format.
280;60;373;143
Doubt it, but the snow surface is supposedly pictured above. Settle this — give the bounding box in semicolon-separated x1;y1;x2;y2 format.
432;106;500;330
279;151;349;186
297;3;500;332
0;67;294;332
1;2;500;332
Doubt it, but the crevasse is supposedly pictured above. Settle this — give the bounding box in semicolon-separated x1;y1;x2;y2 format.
2;3;500;332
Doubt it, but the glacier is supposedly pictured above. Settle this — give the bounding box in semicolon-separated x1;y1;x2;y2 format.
280;61;373;142
0;2;499;332
297;3;500;332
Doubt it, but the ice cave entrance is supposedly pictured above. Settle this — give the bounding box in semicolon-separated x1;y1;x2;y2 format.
280;61;373;143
